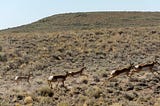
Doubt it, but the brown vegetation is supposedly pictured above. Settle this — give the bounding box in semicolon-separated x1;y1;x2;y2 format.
0;12;160;106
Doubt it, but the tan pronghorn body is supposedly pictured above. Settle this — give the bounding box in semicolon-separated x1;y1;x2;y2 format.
14;73;33;85
48;72;69;89
68;67;87;77
129;61;160;77
108;64;133;80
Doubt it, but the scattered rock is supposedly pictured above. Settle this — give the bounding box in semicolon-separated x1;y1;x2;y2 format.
154;86;160;94
17;95;24;100
136;82;148;87
154;98;160;106
110;103;122;106
125;83;134;91
0;52;7;62
15;102;22;106
102;73;108;78
93;76;100;82
24;96;33;104
90;82;97;86
82;79;88;84
151;30;156;34
106;88;114;93
123;92;137;101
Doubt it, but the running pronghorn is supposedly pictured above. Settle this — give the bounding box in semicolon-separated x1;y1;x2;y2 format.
128;59;160;77
68;66;88;77
14;72;33;85
47;72;69;89
107;63;134;80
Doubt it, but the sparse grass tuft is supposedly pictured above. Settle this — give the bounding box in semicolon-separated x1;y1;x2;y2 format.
57;101;69;106
37;87;54;97
86;86;103;99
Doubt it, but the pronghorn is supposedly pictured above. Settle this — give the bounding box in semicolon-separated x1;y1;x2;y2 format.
68;67;88;77
128;60;160;77
107;63;134;80
14;72;33;85
47;72;69;89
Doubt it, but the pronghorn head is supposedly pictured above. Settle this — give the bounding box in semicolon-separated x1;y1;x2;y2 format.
65;71;69;76
82;67;87;70
129;61;134;69
28;72;34;78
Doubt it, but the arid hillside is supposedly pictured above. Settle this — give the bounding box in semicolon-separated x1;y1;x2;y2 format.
0;12;160;106
1;12;160;33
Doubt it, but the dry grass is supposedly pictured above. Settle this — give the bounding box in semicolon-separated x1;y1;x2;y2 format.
0;12;160;105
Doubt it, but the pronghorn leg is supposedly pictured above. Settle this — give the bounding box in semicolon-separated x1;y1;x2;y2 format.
62;81;68;89
127;72;133;81
48;81;52;89
104;75;116;85
107;76;114;81
150;69;160;80
149;67;157;77
62;81;66;88
62;81;65;87
57;81;59;87
16;80;19;85
56;81;61;90
149;68;160;80
27;79;31;85
103;79;109;86
154;70;160;75
50;83;53;89
49;82;53;89
47;81;50;87
127;72;131;78
55;81;59;89
128;69;136;77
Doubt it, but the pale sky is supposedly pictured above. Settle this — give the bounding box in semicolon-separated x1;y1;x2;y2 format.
0;0;160;30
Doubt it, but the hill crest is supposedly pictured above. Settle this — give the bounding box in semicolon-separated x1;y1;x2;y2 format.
1;12;160;33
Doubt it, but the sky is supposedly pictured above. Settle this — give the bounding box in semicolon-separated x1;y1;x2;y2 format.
0;0;160;30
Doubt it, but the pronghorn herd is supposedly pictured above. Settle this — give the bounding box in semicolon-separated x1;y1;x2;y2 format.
13;57;160;89
47;66;88;89
108;59;160;80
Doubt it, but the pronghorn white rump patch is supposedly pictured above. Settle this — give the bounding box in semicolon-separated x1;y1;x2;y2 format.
111;70;116;75
135;65;139;68
15;76;19;80
48;76;53;80
68;72;72;74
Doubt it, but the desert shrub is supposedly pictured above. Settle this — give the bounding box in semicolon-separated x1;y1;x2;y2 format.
0;101;10;106
14;102;22;106
0;52;7;62
57;101;69;106
78;94;88;103
85;86;103;99
110;103;122;106
154;98;160;106
95;31;104;35
17;94;25;100
0;45;2;51
7;61;19;69
123;92;137;101
37;97;53;104
136;95;151;103
37;87;54;97
24;96;33;104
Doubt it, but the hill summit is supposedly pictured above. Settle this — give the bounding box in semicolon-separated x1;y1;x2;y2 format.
1;12;160;33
